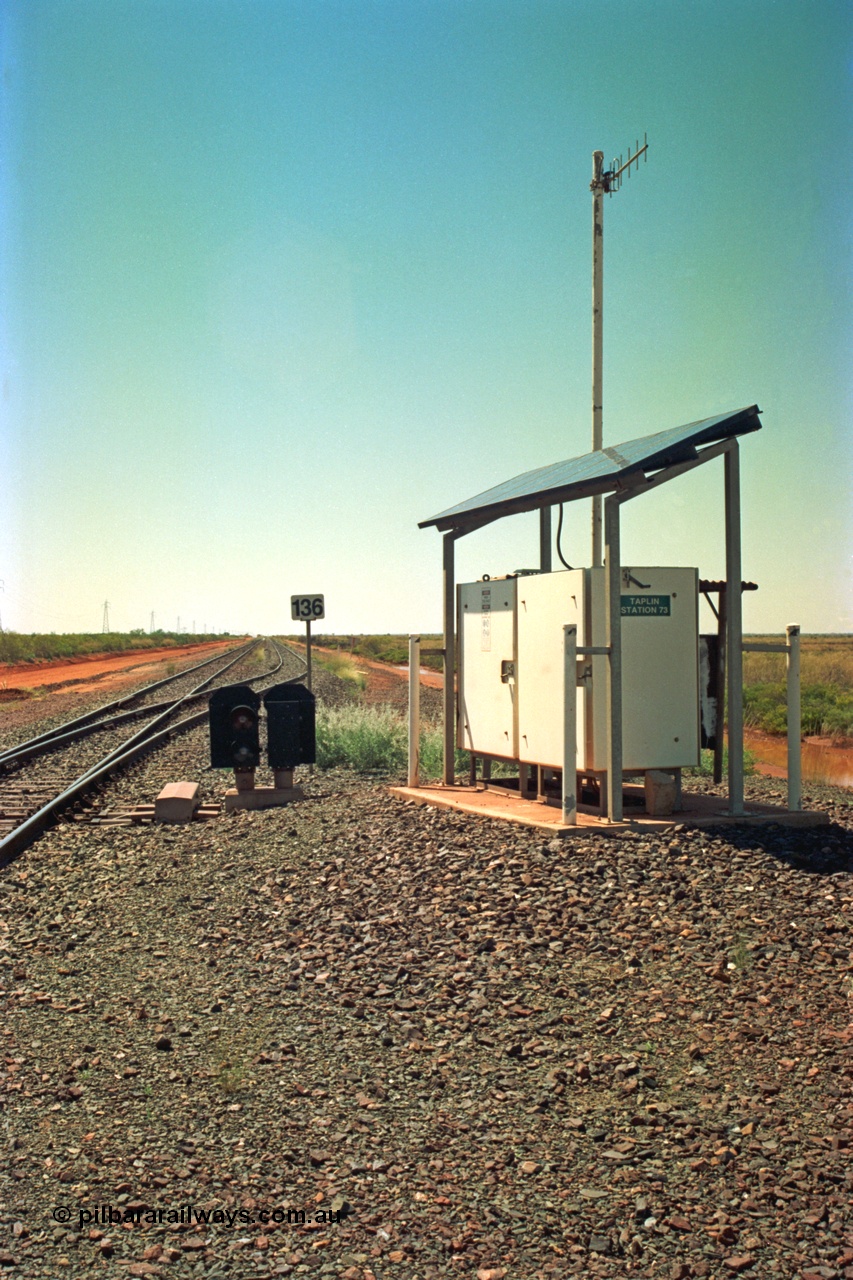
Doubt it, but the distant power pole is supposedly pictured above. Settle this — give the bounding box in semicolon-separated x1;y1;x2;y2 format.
192;619;196;634
150;611;155;633
177;616;181;633
102;600;110;633
590;135;648;566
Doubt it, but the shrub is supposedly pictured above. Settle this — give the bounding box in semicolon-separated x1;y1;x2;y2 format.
316;705;407;774
313;651;367;690
315;705;468;779
744;682;853;738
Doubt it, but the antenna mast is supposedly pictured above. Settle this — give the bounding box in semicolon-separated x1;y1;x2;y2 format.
590;134;648;566
102;600;110;633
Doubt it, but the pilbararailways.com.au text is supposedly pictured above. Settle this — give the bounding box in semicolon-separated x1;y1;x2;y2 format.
52;1204;345;1230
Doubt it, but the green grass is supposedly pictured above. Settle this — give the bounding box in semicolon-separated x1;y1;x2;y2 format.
728;935;753;971
215;1062;246;1096
312;650;367;690
316;704;468;778
686;746;757;778
0;630;234;665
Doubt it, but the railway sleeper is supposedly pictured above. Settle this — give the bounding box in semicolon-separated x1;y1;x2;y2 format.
82;801;222;826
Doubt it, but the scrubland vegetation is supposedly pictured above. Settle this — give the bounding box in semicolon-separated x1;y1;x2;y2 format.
0;631;231;665
301;632;444;671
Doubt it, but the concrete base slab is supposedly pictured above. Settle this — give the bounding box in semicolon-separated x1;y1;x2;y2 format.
225;785;303;812
389;782;829;837
154;781;200;824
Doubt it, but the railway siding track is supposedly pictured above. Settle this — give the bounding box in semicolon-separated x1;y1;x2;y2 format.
0;639;257;763
0;639;307;865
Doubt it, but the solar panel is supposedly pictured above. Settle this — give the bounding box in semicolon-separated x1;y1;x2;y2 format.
420;406;761;531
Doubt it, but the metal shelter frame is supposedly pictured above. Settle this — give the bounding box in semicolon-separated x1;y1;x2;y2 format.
419;406;765;823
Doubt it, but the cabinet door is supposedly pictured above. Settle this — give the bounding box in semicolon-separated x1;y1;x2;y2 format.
588;566;700;770
458;581;517;758
516;570;586;769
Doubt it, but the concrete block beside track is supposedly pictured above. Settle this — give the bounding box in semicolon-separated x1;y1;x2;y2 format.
225;784;303;812
155;781;200;823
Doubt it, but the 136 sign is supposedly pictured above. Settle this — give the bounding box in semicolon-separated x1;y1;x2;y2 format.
291;595;325;622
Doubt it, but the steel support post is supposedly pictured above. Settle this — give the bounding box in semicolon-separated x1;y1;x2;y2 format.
591;151;604;568
562;625;578;825
604;496;623;822
442;533;456;786
724;442;745;815
786;624;802;811
713;587;728;785
408;634;421;788
539;506;552;573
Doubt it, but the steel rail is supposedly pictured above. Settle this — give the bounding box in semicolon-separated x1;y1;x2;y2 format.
72;640;281;784
0;639;303;868
0;652;262;769
0;641;262;775
0;640;255;764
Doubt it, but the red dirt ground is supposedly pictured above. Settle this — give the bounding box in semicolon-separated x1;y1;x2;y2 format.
0;640;242;697
351;654;443;694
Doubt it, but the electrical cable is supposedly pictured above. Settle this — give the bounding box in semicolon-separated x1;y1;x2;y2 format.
556;504;573;570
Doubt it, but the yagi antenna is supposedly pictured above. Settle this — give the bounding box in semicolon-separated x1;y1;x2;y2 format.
588;132;649;567
596;133;648;196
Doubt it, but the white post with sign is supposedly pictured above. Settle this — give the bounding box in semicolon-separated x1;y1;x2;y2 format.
290;595;325;692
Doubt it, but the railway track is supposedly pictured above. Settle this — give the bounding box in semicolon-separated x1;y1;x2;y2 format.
0;638;307;866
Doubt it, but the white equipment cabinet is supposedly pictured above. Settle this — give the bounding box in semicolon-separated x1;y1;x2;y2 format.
458;567;700;774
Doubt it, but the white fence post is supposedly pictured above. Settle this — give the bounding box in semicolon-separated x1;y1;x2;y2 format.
563;625;578;825
408;635;421;788
786;624;801;811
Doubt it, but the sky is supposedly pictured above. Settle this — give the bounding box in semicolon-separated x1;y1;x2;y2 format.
1;0;851;639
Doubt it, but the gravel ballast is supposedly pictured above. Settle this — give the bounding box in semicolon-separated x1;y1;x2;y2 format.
0;675;850;1280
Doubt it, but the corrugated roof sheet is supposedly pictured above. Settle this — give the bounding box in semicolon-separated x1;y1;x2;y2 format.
420;405;762;531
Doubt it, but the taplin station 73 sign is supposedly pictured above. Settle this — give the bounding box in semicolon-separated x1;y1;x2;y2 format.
620;594;671;617
291;596;325;622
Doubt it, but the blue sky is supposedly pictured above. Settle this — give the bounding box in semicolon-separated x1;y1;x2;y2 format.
2;0;851;637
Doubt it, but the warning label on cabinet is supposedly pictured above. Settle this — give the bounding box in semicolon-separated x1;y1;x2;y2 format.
621;594;671;616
